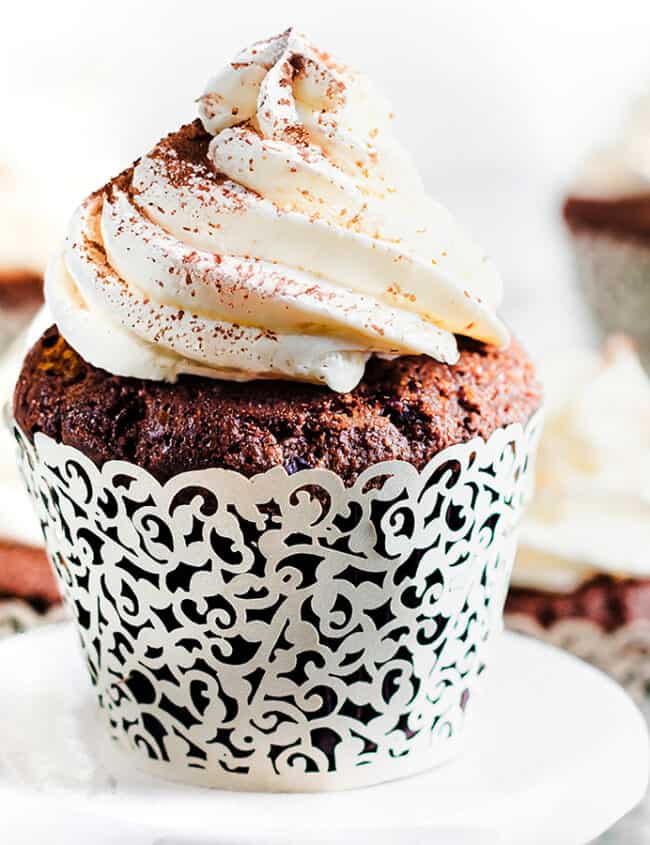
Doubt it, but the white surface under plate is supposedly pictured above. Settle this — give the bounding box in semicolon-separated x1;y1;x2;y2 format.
0;623;647;845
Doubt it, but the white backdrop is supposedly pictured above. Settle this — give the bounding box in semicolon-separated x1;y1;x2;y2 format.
3;0;650;360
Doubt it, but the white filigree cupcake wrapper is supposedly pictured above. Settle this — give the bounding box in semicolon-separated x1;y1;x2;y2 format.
13;412;541;791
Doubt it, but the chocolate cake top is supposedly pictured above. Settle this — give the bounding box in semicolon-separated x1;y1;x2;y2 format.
14;326;541;484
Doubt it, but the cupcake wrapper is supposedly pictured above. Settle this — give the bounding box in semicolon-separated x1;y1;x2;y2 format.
569;228;650;371
506;613;650;701
14;412;541;791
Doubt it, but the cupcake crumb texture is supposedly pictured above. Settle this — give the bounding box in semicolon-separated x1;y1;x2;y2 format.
14;326;541;484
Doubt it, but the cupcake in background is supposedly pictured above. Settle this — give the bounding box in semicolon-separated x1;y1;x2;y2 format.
0;150;60;633
0;310;61;635
564;94;650;372
0;83;120;355
0;88;120;634
0;160;51;351
506;336;650;696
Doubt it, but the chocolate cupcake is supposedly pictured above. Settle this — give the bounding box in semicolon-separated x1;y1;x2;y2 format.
506;337;650;697
564;95;650;372
14;29;541;790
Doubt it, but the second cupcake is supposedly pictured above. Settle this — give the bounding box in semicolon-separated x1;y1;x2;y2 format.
507;337;650;697
564;94;650;371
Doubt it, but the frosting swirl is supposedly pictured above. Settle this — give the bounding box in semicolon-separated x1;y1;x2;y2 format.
47;28;508;391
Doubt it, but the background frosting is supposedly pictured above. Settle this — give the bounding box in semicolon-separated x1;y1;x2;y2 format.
512;337;650;591
572;93;650;198
47;28;508;391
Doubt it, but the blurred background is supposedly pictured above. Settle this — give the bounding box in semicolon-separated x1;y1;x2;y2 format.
3;0;650;361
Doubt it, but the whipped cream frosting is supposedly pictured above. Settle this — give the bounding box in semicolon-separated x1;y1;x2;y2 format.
47;28;508;392
572;92;650;198
512;337;650;592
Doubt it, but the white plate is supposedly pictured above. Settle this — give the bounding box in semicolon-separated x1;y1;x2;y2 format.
0;623;647;845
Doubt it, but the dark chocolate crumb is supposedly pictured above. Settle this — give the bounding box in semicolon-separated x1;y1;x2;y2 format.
14;327;541;485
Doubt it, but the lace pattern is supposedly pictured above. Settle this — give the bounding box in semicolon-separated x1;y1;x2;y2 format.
15;413;541;790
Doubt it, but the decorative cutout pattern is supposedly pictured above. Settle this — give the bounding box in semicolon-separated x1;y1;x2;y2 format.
15;414;540;790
